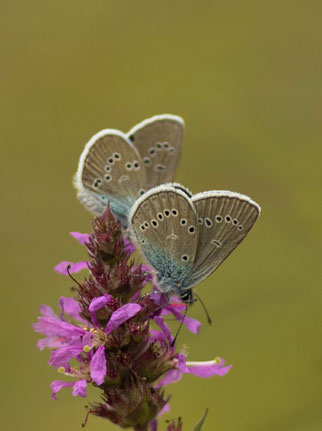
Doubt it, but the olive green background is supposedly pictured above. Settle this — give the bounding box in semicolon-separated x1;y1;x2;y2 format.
2;1;322;430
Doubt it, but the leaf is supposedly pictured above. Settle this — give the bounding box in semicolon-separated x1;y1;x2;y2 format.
192;409;208;431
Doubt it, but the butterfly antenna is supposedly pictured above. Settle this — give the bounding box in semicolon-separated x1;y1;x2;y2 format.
170;305;188;348
194;293;212;324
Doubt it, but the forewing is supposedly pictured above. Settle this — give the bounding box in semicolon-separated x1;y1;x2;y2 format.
74;130;148;222
129;185;199;285
190;191;261;286
127;115;184;188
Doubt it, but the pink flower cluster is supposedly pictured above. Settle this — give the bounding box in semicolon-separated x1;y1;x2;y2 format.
33;208;231;430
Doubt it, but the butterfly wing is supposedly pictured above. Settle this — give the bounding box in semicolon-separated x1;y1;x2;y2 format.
74;130;148;225
189;191;261;287
129;184;199;293
127;114;184;188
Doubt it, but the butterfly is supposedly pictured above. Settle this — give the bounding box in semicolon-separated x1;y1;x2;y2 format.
74;114;184;228
129;183;261;304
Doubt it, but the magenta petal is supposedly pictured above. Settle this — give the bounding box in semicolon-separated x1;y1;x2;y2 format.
89;294;112;327
149;329;167;346
153;316;173;345
37;336;65;351
39;305;59;319
90;345;106;385
141;264;153;281
162;306;201;335
72;379;87;397
59;297;86;322
54;261;88;275
70;232;91;245
176;353;187;371
157;402;170;418
124;239;135;256
50;380;74;400
33;317;86;337
185;359;232;378
155;369;183;388
49;345;84;368
149;419;158;431
106;303;141;334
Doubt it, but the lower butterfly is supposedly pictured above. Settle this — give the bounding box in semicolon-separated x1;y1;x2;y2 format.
129;183;261;304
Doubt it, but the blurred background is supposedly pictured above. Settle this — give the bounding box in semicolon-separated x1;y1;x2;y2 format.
1;0;322;430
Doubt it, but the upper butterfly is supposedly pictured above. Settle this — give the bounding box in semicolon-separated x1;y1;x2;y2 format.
129;183;261;304
74;114;184;228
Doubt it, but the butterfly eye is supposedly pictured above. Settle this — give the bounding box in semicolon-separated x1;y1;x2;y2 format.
198;218;203;225
205;218;213;227
140;238;146;244
125;162;133;171
93;178;102;188
144;221;149;228
133;161;140;170
215;215;223;223
157;213;164;221
108;157;115;165
163;142;169;148
225;215;231;223
105;175;112;182
140;224;146;231
171;209;178;217
113;152;121;160
180;219;187;226
232;218;238;225
169;147;175;154
181;255;189;262
238;225;243;230
155;164;166;171
105;165;111;172
164;209;170;217
143;157;151;165
151;219;159;228
156;142;162;150
188;226;195;234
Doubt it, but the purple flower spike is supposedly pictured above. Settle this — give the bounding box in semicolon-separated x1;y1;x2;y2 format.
35;204;232;429
54;260;88;275
90;345;107;385
89;294;112;327
106;303;141;334
70;231;91;245
72;379;87;398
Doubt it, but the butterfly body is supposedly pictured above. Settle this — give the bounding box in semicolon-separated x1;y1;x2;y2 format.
129;184;261;303
74;115;184;227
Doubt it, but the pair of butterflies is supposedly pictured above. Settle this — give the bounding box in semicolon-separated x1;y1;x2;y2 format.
74;114;261;304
